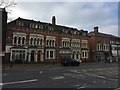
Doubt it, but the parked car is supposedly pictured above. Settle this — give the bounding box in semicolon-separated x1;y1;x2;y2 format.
61;57;80;66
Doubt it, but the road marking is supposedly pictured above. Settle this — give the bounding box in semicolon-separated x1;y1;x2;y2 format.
87;68;117;71
83;73;117;81
39;71;42;73
0;83;3;86
1;79;38;85
114;87;120;90
53;76;64;80
77;86;87;89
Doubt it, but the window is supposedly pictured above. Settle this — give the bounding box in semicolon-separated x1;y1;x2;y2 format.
76;54;79;59
34;38;36;45
40;39;43;46
18;22;24;26
22;37;25;45
52;40;55;46
85;52;87;57
62;41;64;47
30;38;33;45
18;37;21;44
82;51;88;58
46;50;55;59
47;51;49;58
46;40;49;46
14;36;17;44
50;51;53;58
82;52;84;57
37;38;39;45
72;54;74;59
50;40;52;46
103;46;105;51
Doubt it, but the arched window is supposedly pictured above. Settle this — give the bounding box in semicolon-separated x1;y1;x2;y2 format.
40;39;43;46
64;41;66;47
18;37;21;44
30;38;33;45
34;38;36;45
47;40;49;46
50;40;52;46
22;37;25;45
62;41;64;47
37;38;39;45
52;40;54;46
14;36;17;44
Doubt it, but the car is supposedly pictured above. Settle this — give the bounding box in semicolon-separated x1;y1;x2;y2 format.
61;57;80;66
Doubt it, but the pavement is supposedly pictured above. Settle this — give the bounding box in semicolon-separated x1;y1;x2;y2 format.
2;63;62;70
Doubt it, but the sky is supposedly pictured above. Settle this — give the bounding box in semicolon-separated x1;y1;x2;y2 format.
3;0;119;36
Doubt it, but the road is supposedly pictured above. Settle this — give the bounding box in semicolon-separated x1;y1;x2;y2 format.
1;63;119;89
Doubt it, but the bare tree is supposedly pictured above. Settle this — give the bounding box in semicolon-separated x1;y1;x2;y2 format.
0;0;16;9
0;0;16;22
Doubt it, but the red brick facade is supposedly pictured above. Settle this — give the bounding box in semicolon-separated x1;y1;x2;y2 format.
4;16;120;64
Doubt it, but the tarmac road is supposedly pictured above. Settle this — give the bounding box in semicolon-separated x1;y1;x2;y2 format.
1;63;119;89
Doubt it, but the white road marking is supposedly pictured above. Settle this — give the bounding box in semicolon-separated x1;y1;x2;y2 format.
53;76;64;80
0;83;3;86
39;71;42;73
77;86;87;89
114;87;120;90
1;79;38;85
83;73;117;81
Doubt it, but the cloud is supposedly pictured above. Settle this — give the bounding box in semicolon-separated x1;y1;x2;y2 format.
100;25;118;36
8;2;118;36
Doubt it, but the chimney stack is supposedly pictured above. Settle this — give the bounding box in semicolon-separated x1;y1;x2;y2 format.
94;26;98;33
52;16;56;26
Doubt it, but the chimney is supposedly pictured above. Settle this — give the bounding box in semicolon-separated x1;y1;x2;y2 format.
94;26;98;33
52;16;56;26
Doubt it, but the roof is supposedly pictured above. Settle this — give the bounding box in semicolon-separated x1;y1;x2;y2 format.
88;31;120;38
7;17;88;35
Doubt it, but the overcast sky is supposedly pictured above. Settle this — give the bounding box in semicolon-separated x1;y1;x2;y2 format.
7;1;118;36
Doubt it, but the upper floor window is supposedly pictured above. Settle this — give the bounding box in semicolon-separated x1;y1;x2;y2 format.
13;32;26;46
37;38;40;45
40;39;43;46
30;38;33;45
22;37;25;45
48;27;53;31
18;37;21;44
14;36;17;44
81;40;88;48
97;44;102;51
46;39;55;47
62;41;70;47
34;38;37;45
18;22;24;26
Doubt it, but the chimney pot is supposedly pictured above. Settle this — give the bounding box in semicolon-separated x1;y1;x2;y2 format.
52;16;56;26
94;26;98;33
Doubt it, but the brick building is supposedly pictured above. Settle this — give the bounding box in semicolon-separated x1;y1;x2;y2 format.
5;16;90;64
88;27;120;62
3;8;120;64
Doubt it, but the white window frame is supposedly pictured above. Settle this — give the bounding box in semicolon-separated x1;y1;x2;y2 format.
46;50;55;59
